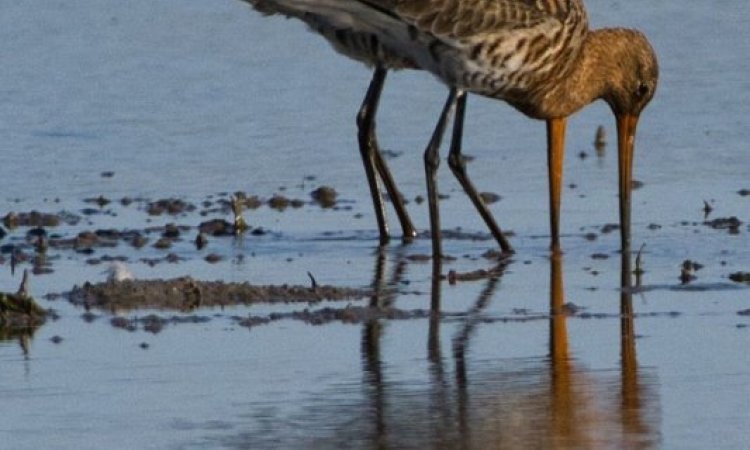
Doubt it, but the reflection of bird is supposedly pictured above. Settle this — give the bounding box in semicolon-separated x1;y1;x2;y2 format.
105;262;134;283
243;0;658;255
240;0;513;253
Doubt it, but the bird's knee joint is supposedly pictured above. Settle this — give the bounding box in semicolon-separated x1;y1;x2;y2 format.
447;153;465;172
424;151;441;171
356;107;370;131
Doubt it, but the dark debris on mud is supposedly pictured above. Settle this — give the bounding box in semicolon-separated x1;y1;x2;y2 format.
234;305;432;329
3;210;80;228
729;272;750;284
704;216;742;234
110;314;212;333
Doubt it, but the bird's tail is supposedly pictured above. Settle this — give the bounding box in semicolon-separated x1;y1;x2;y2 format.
240;0;428;60
241;0;296;17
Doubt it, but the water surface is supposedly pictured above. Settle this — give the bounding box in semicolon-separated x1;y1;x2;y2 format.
1;1;750;449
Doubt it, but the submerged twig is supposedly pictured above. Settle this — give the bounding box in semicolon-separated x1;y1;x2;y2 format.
307;271;318;290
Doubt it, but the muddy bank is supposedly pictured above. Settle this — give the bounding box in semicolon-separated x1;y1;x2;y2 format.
1;291;47;328
0;271;48;330
63;277;373;312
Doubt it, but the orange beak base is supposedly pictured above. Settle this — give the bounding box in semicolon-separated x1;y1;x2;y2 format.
616;114;639;252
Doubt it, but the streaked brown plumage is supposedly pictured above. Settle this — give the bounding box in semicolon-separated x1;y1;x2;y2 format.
242;0;658;255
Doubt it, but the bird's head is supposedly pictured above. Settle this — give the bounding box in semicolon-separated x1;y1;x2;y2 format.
600;28;659;118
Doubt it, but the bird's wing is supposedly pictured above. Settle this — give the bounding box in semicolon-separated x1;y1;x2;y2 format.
361;0;579;39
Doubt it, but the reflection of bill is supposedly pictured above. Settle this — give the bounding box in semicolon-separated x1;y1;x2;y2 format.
236;250;660;448
353;251;660;449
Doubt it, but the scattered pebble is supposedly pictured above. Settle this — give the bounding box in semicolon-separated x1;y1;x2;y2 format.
310;186;338;208
199;219;234;236
601;223;619;234
3;211;61;228
268;195;290;210
204;253;222;263
729;272;750;284
162;223;181;239
147;198;195;216
110;316;136;332
705;217;742;234
153;238;172;250
84;196;111;207
680;260;703;284
479;192;501;204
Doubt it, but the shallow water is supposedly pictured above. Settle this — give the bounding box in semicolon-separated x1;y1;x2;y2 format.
1;0;750;449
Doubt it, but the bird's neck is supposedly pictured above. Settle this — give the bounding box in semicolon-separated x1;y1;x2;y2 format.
539;28;628;119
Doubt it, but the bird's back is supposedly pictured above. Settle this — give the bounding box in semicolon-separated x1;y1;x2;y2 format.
243;0;590;116
370;0;589;115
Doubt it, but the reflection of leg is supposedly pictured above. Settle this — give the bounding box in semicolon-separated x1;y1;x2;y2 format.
369;247;388;309
427;254;450;443
452;263;503;442
549;252;568;360
357;66;390;245
447;92;514;254
619;251;641;429
548;251;573;435
360;318;386;439
424;89;458;260
620;252;636;373
370;246;406;309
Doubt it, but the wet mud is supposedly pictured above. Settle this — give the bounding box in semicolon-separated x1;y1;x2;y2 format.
0;291;47;328
0;182;748;337
0;271;48;337
64;278;371;312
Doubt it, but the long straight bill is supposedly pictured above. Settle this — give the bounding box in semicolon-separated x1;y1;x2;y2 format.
616;114;639;252
547;118;567;251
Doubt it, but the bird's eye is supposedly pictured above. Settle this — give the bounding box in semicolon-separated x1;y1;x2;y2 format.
636;81;649;98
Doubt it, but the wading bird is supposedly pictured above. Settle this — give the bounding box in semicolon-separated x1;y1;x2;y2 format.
243;0;658;257
241;0;514;253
